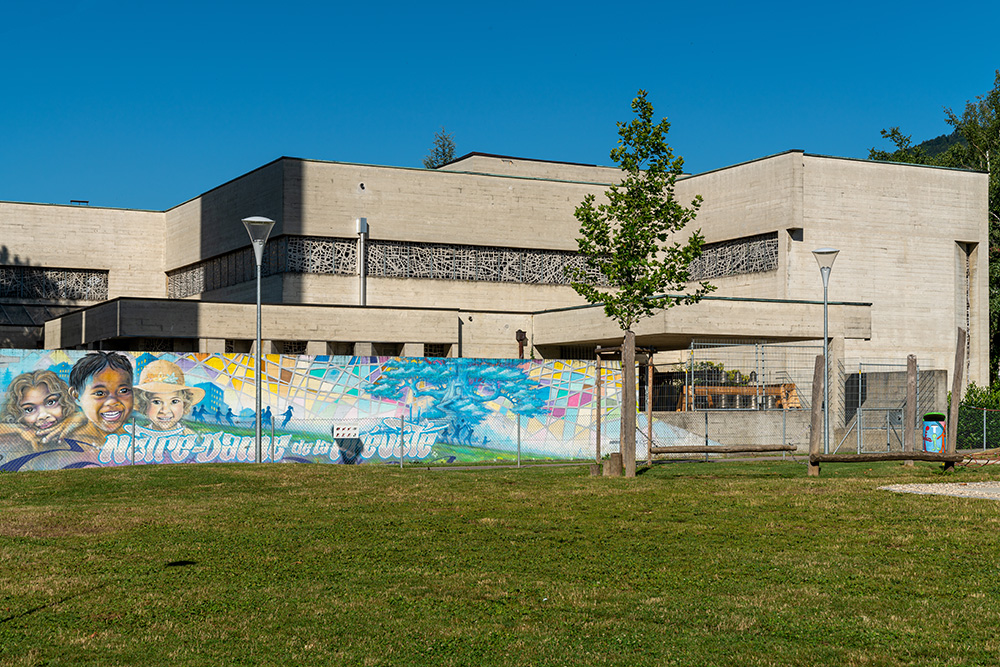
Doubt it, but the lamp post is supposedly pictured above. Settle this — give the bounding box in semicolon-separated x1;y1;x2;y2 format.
243;216;275;464
813;247;839;455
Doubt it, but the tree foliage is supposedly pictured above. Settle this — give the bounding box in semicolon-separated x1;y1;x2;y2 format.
870;70;1000;382
568;90;714;330
569;90;713;477
423;127;456;169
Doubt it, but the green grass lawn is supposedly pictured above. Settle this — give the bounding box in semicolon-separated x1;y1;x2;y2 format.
2;459;1000;666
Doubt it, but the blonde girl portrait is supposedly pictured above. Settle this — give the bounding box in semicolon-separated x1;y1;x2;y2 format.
134;360;205;434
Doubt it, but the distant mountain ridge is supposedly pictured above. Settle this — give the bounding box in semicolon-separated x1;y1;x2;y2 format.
916;130;965;156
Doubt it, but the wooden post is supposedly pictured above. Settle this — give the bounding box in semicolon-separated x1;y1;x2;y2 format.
622;331;636;478
904;354;917;467
595;354;602;464
646;360;653;468
948;328;967;456
603;452;623;477
808;354;824;477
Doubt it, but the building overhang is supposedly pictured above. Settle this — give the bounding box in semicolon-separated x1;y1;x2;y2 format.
532;295;872;350
43;298;464;349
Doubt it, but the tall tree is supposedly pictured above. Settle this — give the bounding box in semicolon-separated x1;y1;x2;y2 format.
423;127;456;169
568;90;714;477
871;70;1000;382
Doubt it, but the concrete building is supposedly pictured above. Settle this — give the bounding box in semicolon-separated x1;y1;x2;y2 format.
0;150;988;390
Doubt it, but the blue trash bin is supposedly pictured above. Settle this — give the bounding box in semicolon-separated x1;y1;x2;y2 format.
922;412;947;453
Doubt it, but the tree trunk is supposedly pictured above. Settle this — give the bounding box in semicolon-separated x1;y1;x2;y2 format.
621;330;636;478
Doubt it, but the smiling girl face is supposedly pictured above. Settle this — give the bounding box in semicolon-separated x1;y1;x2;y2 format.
18;382;65;433
144;390;186;431
76;367;133;433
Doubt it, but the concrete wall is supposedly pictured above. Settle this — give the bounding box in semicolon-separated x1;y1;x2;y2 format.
650;410;812;453
0;201;166;300
798;155;989;384
164;159;285;271
437;153;623;184
293;159;606;250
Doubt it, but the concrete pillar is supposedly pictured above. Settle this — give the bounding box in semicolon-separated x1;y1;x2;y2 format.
354;342;374;357
829;335;845;442
199;338;226;354
249;339;274;355
305;341;326;357
402;343;424;357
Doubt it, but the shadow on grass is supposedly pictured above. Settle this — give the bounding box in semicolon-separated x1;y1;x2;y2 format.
1;559;201;625
639;458;810;480
0;581;112;625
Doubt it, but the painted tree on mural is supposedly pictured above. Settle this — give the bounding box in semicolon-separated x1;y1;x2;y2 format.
567;90;714;477
367;359;548;447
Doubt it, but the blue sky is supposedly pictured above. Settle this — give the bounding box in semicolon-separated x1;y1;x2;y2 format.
2;0;998;211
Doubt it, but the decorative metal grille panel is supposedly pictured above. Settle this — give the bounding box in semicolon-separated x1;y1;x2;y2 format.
0;266;108;301
688;232;779;280
167;235;597;298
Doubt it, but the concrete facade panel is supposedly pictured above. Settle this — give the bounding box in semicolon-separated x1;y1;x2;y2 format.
0;202;165;299
165;160;285;270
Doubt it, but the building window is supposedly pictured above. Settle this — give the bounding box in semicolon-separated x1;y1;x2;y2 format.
559;345;595;360
424;343;450;358
276;341;308;356
225;339;252;354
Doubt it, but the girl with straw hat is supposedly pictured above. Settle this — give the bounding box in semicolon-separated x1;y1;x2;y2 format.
134;359;205;434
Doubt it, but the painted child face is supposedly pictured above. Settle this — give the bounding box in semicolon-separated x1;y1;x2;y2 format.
76;367;133;433
19;383;64;433
145;391;185;431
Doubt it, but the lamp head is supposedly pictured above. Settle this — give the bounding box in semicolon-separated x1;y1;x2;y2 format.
812;247;839;271
242;216;275;244
242;216;275;266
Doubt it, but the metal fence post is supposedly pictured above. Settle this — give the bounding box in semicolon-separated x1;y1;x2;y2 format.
704;411;709;462
782;405;787;459
984;408;987;451
517;413;521;468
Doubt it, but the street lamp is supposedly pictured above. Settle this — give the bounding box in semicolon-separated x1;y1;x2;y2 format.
813;247;839;455
243;216;275;464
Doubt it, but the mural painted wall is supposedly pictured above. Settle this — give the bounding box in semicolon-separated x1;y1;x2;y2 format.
0;351;623;472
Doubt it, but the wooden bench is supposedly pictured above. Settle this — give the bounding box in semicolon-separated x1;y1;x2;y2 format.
809;451;964;471
651;444;796;455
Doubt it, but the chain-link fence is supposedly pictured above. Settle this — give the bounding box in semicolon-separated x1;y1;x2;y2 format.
638;409;807;458
633;340;819;457
172;412;597;466
955;406;1000;451
673;340;824;412
833;360;942;454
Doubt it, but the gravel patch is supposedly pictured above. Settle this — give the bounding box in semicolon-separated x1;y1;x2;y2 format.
880;481;1000;501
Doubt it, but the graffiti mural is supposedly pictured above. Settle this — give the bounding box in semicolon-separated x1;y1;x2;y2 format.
0;350;622;472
